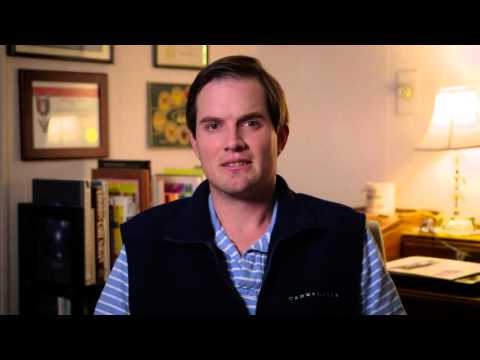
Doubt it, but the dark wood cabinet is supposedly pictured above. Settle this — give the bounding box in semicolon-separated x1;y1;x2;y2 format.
394;231;480;315
396;287;480;316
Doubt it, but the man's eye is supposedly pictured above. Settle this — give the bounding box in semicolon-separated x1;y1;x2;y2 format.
244;119;260;128
206;122;220;130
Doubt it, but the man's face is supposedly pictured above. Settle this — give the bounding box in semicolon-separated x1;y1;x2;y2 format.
189;77;288;200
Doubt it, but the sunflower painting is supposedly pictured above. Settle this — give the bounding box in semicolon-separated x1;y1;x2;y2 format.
148;83;190;147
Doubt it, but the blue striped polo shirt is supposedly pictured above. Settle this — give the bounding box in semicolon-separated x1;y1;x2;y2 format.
95;196;406;315
209;196;278;314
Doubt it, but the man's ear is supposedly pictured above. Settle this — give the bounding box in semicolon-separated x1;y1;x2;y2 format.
189;130;200;159
277;124;289;156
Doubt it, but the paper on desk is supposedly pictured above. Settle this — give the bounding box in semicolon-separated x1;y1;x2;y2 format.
386;256;480;281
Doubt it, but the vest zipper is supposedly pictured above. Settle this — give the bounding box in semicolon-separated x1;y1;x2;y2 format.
255;236;282;314
202;242;250;315
164;236;249;314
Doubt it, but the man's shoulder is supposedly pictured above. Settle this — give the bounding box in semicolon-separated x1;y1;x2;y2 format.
295;192;357;214
277;175;362;222
123;197;193;231
293;192;364;226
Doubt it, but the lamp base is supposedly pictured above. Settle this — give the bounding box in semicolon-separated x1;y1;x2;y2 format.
442;215;476;235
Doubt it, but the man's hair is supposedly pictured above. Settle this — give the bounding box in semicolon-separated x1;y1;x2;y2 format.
186;55;289;138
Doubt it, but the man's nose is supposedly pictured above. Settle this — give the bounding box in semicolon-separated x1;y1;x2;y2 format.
224;127;247;152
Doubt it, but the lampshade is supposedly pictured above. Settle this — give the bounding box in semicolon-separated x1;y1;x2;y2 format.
416;86;480;151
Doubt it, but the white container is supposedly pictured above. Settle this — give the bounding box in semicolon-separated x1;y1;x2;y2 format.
365;182;396;216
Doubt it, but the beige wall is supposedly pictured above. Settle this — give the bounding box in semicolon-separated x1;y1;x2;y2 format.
3;45;480;314
259;46;391;205
259;45;480;220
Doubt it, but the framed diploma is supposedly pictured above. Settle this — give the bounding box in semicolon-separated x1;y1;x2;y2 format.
8;45;113;64
153;45;208;69
19;69;109;160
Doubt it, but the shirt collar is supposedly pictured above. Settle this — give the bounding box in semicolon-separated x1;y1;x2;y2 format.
208;194;279;254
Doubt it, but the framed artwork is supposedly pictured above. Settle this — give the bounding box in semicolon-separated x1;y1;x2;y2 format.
152;167;205;206
153;45;208;69
147;82;191;148
19;69;109;160
7;45;113;64
92;167;152;212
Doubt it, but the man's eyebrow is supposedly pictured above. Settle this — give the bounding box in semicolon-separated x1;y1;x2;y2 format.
198;116;223;124
198;112;266;125
237;112;267;122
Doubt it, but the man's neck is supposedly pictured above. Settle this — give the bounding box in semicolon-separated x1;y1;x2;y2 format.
210;187;275;254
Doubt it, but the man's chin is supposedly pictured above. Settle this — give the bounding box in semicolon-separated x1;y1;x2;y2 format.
222;185;253;198
210;181;255;198
211;180;274;201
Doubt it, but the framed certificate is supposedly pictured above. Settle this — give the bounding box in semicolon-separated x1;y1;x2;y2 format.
8;45;113;64
153;45;208;69
19;69;109;160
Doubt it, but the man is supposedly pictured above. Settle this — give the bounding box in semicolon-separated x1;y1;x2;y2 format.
95;55;406;316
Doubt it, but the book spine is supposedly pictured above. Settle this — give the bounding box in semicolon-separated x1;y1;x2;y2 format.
57;297;72;315
108;204;116;268
57;297;64;315
109;195;136;264
83;182;96;285
65;298;71;315
109;197;124;265
153;175;165;206
102;181;111;280
92;182;107;283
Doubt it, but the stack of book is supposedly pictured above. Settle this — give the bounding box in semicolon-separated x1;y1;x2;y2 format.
92;160;151;266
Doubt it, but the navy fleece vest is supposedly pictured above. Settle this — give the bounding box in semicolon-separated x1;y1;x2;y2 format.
122;176;365;317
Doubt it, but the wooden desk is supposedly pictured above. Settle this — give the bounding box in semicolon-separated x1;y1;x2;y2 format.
401;230;480;262
393;230;480;315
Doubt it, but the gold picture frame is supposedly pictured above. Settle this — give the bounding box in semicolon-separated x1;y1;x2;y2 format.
153;45;208;69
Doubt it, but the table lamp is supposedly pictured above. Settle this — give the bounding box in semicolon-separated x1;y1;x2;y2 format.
416;86;480;235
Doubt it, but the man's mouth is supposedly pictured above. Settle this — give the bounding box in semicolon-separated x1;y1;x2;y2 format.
221;159;252;168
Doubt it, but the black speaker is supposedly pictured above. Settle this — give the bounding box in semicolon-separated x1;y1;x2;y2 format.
18;202;103;315
18;203;85;286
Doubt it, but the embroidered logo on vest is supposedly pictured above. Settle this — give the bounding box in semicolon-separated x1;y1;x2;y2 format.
288;290;340;302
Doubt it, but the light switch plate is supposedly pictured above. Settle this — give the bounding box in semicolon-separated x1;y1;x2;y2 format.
396;69;419;115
